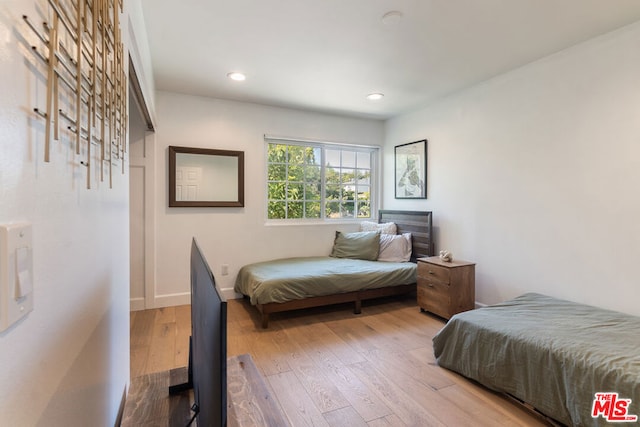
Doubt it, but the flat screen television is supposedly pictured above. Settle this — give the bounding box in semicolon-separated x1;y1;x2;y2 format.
170;238;227;427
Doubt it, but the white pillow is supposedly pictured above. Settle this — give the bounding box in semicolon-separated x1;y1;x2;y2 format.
360;221;397;235
378;233;412;262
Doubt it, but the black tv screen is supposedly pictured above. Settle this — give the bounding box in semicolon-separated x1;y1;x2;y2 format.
190;238;227;427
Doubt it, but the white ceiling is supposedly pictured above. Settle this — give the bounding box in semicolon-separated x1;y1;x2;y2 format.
140;0;640;119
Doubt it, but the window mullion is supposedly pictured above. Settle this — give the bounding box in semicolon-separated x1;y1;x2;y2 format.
320;148;326;220
285;160;289;219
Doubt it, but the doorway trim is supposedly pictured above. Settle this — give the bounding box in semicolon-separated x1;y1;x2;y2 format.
129;58;156;310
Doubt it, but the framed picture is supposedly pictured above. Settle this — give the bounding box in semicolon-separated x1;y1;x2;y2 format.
395;139;427;199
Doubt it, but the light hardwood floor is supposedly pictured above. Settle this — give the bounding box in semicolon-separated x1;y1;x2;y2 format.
130;296;551;426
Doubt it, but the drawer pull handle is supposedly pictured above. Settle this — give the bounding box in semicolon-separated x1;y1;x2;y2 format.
428;270;434;274
427;284;434;288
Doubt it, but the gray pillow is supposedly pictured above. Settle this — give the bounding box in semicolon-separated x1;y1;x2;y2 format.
330;231;380;260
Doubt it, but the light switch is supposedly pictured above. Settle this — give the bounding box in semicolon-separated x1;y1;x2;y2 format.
0;222;34;332
15;247;33;299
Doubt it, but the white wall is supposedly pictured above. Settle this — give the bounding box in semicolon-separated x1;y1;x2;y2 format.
0;0;154;424
384;22;640;316
152;92;384;306
127;0;157;124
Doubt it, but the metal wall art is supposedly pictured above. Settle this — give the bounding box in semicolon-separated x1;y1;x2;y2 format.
23;0;127;189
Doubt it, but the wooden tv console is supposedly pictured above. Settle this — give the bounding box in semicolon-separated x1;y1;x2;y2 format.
121;353;287;426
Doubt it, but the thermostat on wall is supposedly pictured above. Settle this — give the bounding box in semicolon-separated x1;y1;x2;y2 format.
0;222;34;332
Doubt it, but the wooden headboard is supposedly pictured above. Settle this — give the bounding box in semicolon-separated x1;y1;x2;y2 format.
378;210;433;261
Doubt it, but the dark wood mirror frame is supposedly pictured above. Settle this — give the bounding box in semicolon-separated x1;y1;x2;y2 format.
169;146;245;207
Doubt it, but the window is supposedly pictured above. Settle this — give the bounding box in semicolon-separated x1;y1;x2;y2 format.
266;139;377;220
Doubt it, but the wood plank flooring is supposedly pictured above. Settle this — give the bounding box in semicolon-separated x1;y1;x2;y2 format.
130;296;552;426
130;304;191;376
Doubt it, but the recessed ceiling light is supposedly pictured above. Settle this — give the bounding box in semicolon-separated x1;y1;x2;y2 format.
367;93;384;101
381;11;403;26
227;72;246;81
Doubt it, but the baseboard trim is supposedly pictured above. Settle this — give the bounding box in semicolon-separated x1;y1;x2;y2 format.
475;301;488;309
154;293;191;308
142;289;240;310
130;298;145;312
221;287;242;300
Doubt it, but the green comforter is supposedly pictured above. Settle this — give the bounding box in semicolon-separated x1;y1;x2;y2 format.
433;293;640;426
234;256;416;305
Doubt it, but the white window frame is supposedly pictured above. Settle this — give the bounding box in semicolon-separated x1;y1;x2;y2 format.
264;135;380;224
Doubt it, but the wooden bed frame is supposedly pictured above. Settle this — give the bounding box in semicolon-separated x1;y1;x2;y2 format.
253;210;433;328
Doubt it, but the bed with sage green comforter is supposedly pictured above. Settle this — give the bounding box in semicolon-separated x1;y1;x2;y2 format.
432;292;640;426
234;256;416;305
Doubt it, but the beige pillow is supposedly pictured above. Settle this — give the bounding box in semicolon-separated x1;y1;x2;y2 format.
378;233;412;262
360;221;397;235
330;231;380;261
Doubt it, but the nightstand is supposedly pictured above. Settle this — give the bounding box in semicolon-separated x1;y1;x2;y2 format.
417;256;475;319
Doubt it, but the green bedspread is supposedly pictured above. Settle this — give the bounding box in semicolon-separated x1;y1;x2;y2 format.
234;256;416;305
433;293;640;427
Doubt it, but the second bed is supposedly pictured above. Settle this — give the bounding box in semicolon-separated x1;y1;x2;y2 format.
235;210;433;328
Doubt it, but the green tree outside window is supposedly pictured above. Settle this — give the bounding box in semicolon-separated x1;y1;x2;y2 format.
267;142;374;220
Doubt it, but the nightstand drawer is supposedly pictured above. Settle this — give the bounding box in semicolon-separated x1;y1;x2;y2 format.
417;262;450;285
417;282;450;317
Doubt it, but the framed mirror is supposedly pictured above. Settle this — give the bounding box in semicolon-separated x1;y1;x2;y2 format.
169;146;245;207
